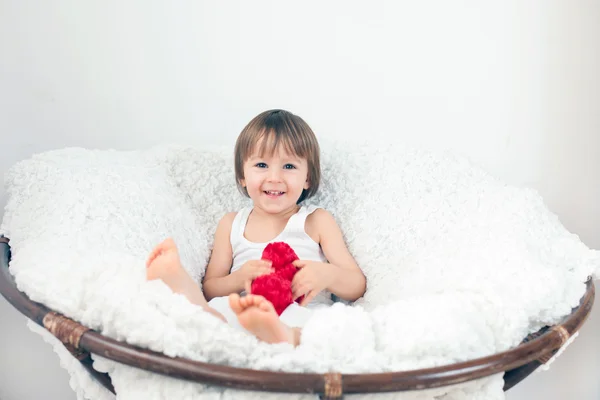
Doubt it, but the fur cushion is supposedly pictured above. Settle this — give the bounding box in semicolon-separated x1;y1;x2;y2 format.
2;142;598;400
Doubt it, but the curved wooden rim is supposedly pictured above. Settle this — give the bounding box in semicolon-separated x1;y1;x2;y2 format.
0;237;595;396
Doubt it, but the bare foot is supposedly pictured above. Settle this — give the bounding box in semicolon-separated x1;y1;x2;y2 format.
146;238;185;283
229;294;299;345
147;238;225;322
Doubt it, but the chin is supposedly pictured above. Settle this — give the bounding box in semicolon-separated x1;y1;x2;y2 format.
258;201;297;214
262;204;290;214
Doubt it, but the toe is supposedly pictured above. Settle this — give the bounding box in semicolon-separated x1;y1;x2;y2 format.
164;238;177;251
248;294;265;307
238;295;251;308
261;298;276;313
228;293;243;313
258;301;273;313
146;247;162;267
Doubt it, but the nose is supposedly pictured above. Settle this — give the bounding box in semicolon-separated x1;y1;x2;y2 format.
267;167;282;182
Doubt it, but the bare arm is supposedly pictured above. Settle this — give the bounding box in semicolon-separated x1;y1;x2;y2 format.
202;213;246;300
309;209;366;301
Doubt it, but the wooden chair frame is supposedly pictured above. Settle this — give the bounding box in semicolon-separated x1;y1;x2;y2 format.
0;237;594;399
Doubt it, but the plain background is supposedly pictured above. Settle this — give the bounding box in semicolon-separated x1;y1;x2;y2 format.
1;1;598;399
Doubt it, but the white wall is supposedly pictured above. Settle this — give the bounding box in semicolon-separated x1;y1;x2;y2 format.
1;1;598;399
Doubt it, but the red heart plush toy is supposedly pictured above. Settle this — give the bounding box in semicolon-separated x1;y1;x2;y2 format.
250;242;303;315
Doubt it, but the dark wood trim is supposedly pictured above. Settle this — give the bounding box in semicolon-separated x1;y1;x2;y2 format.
0;237;594;397
0;237;116;394
502;360;542;391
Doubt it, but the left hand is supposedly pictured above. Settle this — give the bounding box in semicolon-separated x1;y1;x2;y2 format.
291;260;333;306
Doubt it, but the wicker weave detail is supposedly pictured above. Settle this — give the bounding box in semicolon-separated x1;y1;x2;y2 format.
521;326;549;343
537;352;555;364
552;325;570;345
537;325;570;364
43;312;90;350
323;372;343;399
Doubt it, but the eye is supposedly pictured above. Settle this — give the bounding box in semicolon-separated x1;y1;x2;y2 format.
283;164;296;170
255;162;267;168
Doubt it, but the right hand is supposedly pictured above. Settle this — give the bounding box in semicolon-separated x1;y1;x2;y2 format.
236;260;273;293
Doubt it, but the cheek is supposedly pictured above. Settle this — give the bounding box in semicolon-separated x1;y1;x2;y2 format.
289;174;308;190
244;174;262;190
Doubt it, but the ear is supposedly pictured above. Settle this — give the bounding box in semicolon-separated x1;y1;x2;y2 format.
240;178;246;188
303;178;310;190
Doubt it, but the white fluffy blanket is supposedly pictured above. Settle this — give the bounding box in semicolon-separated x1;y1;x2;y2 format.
1;141;598;400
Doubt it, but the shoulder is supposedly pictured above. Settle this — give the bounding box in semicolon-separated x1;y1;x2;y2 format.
216;212;238;232
306;207;335;225
305;208;339;242
222;211;238;223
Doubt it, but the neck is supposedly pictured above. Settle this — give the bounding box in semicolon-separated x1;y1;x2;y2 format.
251;204;300;221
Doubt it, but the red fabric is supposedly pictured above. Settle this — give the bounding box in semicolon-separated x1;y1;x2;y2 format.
250;242;303;315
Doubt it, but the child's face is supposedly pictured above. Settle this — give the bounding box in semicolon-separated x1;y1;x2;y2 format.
241;144;310;214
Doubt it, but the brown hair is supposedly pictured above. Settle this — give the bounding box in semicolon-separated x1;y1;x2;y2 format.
234;109;321;203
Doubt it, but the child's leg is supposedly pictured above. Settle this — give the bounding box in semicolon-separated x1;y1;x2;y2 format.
228;294;301;346
146;238;225;322
207;296;247;330
279;302;314;328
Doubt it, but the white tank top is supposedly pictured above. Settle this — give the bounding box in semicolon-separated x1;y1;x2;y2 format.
229;205;334;308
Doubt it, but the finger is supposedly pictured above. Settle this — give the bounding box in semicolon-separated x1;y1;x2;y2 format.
245;280;252;294
292;280;311;297
263;266;274;274
291;276;301;293
292;260;306;268
293;284;308;301
300;291;317;307
292;268;304;283
253;261;272;271
254;267;273;278
263;262;274;273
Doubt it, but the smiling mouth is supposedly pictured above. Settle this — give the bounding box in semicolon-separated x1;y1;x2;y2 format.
264;191;285;196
